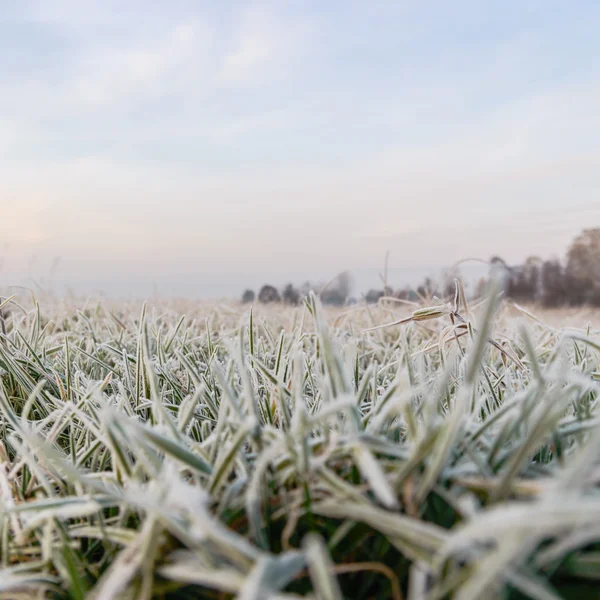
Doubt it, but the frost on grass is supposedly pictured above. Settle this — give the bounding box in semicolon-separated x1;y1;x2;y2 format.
0;291;599;599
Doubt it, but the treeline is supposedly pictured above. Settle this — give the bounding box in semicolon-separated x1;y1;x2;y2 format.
242;228;600;308
241;272;354;306
488;227;600;307
241;270;444;307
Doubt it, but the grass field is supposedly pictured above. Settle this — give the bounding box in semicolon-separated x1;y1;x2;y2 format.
0;286;600;599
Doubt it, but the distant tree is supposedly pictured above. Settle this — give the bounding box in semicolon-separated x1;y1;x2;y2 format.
241;289;255;303
336;271;352;300
566;228;600;306
416;277;436;299
525;256;543;301
299;281;317;298
322;271;353;306
508;256;542;303
258;285;281;304
489;256;511;294
365;289;384;304
540;259;567;307
321;288;346;306
282;283;300;305
440;268;460;299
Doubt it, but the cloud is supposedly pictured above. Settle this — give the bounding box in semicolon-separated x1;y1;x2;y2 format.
208;107;291;142
0;2;315;160
69;23;204;109
218;3;314;86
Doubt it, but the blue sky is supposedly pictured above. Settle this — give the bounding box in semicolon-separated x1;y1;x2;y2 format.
2;1;600;297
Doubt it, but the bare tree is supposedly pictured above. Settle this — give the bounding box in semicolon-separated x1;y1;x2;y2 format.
258;285;281;304
336;271;352;300
322;271;353;306
282;283;300;305
241;289;255;303
540;260;567;307
508;256;542;303
566;228;600;306
365;289;384;304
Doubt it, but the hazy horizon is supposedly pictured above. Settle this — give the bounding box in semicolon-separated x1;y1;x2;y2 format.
2;1;600;298
1;257;491;300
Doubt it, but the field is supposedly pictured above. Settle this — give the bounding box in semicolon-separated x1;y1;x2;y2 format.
0;288;600;599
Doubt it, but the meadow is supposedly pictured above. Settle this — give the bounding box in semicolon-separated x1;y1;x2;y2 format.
0;285;599;599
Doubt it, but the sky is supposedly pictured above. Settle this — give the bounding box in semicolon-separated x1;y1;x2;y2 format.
1;0;600;298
